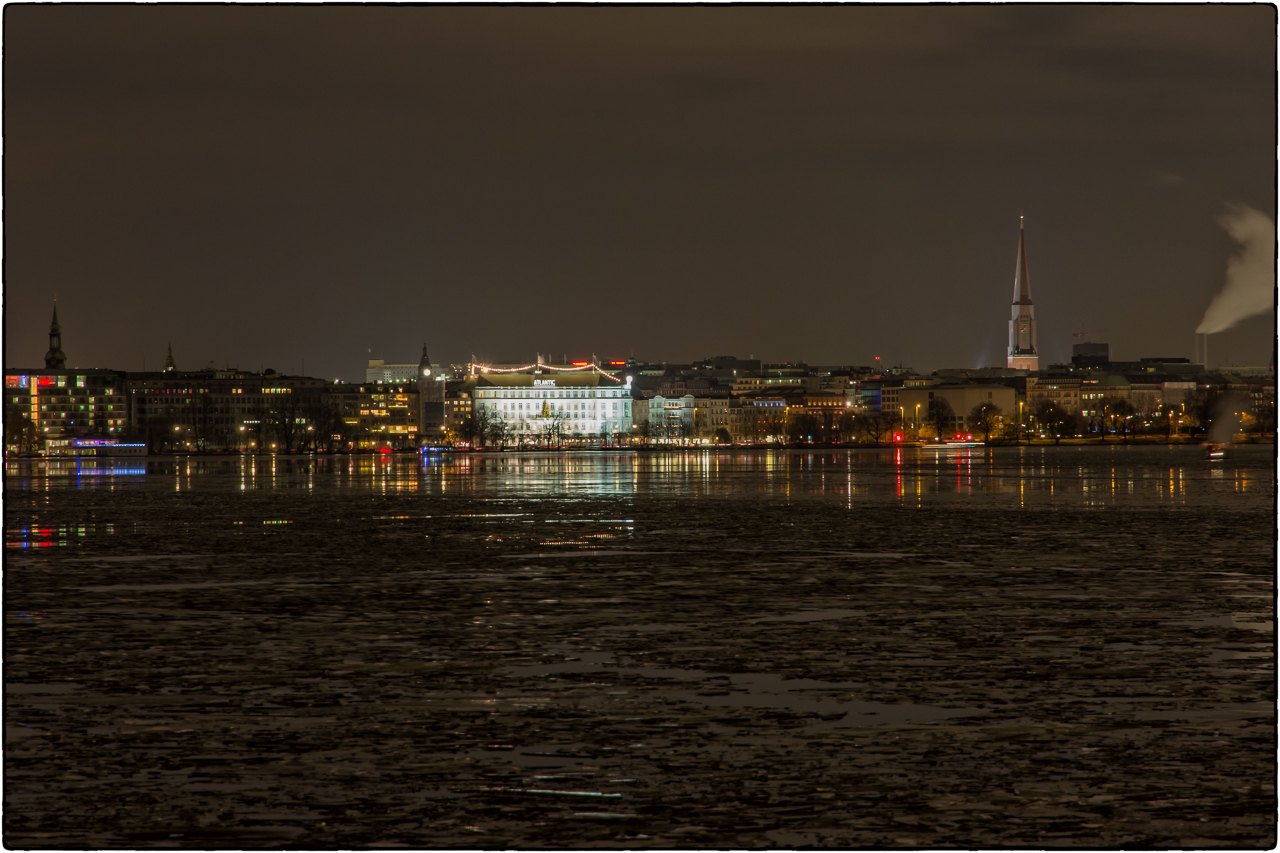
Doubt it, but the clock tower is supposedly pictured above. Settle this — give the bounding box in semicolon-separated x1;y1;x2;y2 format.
1006;217;1039;371
417;342;445;443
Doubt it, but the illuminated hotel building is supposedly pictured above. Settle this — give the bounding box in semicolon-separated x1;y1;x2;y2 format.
5;370;130;443
473;367;633;440
1007;217;1039;371
4;307;129;445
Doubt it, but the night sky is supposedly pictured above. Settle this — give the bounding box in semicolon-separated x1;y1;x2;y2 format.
5;6;1275;380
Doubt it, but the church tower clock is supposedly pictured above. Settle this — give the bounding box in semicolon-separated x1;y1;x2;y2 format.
417;342;445;443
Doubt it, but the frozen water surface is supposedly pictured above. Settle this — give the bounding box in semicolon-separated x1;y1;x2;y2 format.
5;445;1275;848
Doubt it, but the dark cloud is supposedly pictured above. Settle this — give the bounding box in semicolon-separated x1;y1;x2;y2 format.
5;5;1274;376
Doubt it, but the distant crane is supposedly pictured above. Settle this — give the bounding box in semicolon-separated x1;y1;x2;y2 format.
1071;325;1110;344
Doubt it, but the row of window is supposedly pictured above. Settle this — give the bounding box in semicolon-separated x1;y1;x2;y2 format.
478;388;622;399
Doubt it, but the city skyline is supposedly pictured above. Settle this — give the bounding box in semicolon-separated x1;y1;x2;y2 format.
5;6;1275;379
13;288;1273;381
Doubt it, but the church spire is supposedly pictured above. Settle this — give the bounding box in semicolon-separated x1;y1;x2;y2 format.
1006;217;1039;371
44;301;66;369
1012;217;1033;305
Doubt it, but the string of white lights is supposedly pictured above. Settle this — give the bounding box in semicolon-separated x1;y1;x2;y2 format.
470;362;623;382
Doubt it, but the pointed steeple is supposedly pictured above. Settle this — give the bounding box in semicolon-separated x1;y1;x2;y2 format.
1012;215;1033;305
44;301;66;369
164;343;176;372
1006;217;1039;371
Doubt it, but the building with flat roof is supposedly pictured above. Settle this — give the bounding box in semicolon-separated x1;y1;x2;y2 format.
897;384;1018;437
473;370;633;444
5;369;130;449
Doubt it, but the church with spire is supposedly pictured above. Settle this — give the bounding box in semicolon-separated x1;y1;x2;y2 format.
1006;217;1039;371
45;303;66;369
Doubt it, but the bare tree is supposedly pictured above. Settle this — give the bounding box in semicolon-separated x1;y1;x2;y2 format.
926;397;956;441
6;410;41;454
968;402;1003;445
853;409;899;447
1104;398;1137;441
309;397;348;452
455;413;478;447
1150;405;1178;442
472;406;494;448
1033;399;1071;445
632;416;654;446
490;417;514;450
787;411;821;444
836;410;857;444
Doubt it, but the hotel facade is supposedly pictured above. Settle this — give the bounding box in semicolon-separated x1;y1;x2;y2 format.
473;371;633;441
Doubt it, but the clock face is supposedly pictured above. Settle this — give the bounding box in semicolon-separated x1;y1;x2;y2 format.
423;369;431;377
1019;323;1029;333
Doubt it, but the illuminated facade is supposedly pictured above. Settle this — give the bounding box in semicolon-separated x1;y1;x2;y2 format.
326;382;420;449
1007;217;1039;371
4;370;130;448
1025;376;1083;415
646;395;695;440
473;371;632;441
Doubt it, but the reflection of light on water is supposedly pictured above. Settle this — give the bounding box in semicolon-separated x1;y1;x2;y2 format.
7;521;116;548
5;448;1267;507
6;459;148;480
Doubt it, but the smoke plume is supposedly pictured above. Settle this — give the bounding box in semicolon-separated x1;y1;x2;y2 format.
1195;204;1276;334
1206;392;1249;445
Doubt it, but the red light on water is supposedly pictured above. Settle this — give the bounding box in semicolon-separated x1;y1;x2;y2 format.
894;434;902;442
